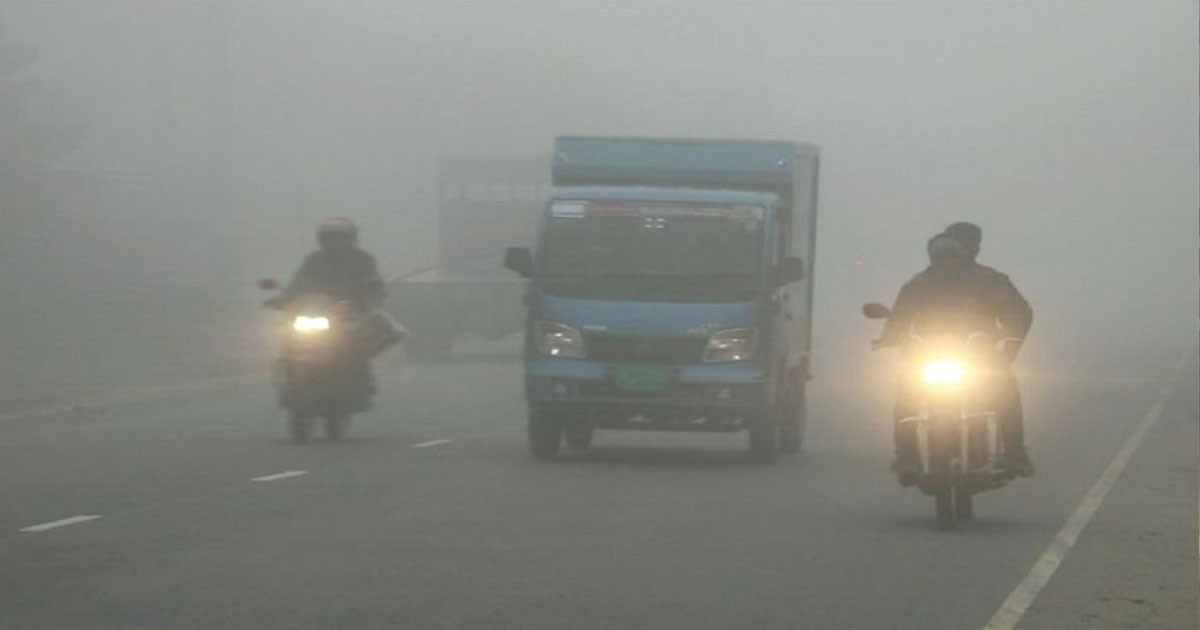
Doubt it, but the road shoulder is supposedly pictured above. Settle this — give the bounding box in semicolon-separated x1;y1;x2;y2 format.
1016;359;1199;629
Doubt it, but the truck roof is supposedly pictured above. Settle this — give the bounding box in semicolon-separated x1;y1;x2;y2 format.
553;136;818;190
550;186;781;207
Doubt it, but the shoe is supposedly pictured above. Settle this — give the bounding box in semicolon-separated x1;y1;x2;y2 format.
1004;449;1035;477
891;454;922;487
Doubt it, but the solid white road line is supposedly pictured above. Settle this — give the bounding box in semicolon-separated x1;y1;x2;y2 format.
982;353;1190;630
20;515;102;533
411;439;453;448
251;470;308;482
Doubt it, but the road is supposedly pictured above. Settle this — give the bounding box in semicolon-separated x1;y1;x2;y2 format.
1;340;1195;630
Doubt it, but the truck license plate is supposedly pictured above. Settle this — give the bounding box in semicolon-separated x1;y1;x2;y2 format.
613;366;671;391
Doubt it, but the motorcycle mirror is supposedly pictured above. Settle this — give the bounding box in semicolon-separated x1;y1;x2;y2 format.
258;278;280;291
862;302;891;319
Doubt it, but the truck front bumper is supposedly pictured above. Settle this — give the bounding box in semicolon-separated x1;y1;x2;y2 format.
525;358;770;432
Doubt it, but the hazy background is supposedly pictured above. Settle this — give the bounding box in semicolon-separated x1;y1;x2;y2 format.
1;1;1196;409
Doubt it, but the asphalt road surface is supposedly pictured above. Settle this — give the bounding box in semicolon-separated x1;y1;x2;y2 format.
2;340;1196;630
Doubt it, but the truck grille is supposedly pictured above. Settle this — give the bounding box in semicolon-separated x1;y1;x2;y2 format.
585;335;706;365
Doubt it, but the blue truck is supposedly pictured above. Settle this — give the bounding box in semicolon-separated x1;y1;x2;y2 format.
504;137;819;461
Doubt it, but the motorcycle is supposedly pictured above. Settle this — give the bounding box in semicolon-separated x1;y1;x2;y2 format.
862;302;1013;530
259;279;373;443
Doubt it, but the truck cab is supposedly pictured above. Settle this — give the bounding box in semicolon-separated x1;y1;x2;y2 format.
505;137;819;461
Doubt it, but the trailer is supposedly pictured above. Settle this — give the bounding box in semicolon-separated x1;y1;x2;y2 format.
387;156;546;361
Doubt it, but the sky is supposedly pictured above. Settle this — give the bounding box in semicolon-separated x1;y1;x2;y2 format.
1;0;1197;375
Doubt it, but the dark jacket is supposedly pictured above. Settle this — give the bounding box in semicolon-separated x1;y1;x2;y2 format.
279;248;385;314
881;261;1032;350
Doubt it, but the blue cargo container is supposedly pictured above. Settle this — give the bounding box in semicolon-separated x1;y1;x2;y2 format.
504;136;819;461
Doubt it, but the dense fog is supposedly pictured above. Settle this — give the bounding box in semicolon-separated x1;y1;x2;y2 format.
1;1;1196;408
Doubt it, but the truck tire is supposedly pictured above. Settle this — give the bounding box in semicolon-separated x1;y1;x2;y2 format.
564;422;593;451
407;332;454;362
748;412;779;463
528;406;563;460
779;387;807;454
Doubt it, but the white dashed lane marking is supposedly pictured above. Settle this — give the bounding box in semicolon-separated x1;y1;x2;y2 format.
251;470;308;482
411;439;453;449
20;515;102;533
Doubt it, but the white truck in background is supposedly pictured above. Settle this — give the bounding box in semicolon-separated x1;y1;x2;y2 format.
386;156;546;361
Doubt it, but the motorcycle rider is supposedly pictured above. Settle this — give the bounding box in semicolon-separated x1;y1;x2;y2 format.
268;217;385;314
879;227;1034;480
266;217;385;409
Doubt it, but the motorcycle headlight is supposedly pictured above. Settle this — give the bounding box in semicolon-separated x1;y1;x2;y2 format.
292;315;331;333
703;328;757;363
535;321;584;358
922;359;967;385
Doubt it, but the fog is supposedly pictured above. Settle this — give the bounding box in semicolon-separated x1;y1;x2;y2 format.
1;1;1196;408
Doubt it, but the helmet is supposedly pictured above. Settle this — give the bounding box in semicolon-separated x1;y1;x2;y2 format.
942;222;981;260
927;235;967;265
317;217;358;250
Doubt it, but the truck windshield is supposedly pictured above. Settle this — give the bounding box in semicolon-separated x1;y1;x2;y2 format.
539;200;765;302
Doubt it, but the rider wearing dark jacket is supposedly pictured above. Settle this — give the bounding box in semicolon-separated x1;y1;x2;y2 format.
272;218;384;315
268;218;385;410
883;225;1034;479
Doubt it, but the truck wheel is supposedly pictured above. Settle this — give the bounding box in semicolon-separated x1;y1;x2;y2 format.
528;406;563;460
748;412;779;463
407;333;454;362
564;422;593;451
779;388;807;454
288;413;314;444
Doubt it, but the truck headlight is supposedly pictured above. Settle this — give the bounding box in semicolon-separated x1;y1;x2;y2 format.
292;315;331;333
922;359;967;385
703;328;757;362
535;321;584;358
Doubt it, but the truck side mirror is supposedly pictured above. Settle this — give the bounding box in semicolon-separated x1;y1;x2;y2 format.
773;257;805;285
862;303;891;319
504;247;534;279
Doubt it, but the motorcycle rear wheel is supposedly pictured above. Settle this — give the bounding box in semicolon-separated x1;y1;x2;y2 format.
289;413;314;444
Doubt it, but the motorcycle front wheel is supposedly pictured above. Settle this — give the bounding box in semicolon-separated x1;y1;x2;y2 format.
935;487;957;531
323;414;349;442
954;489;974;521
